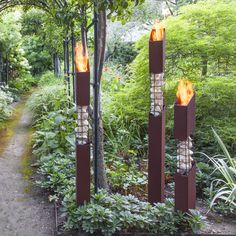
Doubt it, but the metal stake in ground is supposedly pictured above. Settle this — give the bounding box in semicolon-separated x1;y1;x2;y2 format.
174;80;196;212
148;20;166;204
74;42;91;206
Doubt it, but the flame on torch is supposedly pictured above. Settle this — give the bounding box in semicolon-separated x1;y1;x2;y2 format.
75;42;89;72
176;80;194;105
150;20;165;41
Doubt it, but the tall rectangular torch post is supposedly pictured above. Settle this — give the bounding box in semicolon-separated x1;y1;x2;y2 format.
174;93;196;212
75;43;91;206
148;23;165;204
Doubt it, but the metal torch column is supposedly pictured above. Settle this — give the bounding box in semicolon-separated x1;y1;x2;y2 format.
174;95;196;212
148;34;166;204
75;62;91;205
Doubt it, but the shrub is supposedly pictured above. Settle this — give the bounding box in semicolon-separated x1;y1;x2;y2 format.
61;190;204;235
27;84;69;123
27;73;75;194
9;74;38;95
32;107;76;194
108;42;138;66
37;71;62;87
0;88;13;123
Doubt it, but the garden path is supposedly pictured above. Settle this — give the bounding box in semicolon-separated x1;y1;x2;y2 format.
0;97;54;236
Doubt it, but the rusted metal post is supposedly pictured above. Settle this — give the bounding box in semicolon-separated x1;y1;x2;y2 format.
174;93;196;212
74;43;91;206
148;22;166;204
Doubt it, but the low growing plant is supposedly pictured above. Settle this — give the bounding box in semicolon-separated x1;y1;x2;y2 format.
61;190;204;236
198;129;236;214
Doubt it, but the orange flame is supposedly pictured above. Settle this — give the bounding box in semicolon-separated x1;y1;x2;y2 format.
176;80;194;105
75;42;89;72
150;20;164;41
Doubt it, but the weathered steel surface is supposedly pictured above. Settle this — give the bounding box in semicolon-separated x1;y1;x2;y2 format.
148;109;165;204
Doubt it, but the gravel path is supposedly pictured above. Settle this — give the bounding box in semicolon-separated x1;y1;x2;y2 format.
0;102;55;236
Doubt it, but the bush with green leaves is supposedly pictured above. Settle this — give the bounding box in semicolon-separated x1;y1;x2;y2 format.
27;85;68;123
37;153;75;194
1;85;21;102
9;74;38;95
0;88;13;123
37;71;62;87
25;72;76;195
28;85;77;196
32;106;76;194
108;42;138;66
0;12;31;79
61;190;204;235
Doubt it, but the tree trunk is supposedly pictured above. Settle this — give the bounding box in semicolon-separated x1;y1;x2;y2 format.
54;53;61;77
81;9;108;190
96;10;109;190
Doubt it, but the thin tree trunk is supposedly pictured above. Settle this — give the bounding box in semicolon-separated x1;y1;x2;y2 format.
54;53;61;77
81;9;108;190
96;10;109;190
165;0;174;16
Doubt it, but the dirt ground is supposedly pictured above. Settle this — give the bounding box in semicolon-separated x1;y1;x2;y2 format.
0;98;55;236
197;200;236;235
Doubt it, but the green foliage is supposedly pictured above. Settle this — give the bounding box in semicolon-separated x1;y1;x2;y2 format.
21;10;55;75
206;129;236;210
37;154;75;193
26;72;76;195
131;0;162;23
104;118;147;193
62;190;204;235
0;88;13;122
165;0;236;77
22;36;52;75
9;74;37;95
108;42;138;66
0;85;19;102
37;71;62;87
27;84;67;122
0;0;146;33
104;0;236;155
0;12;31;81
196;162;215;198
